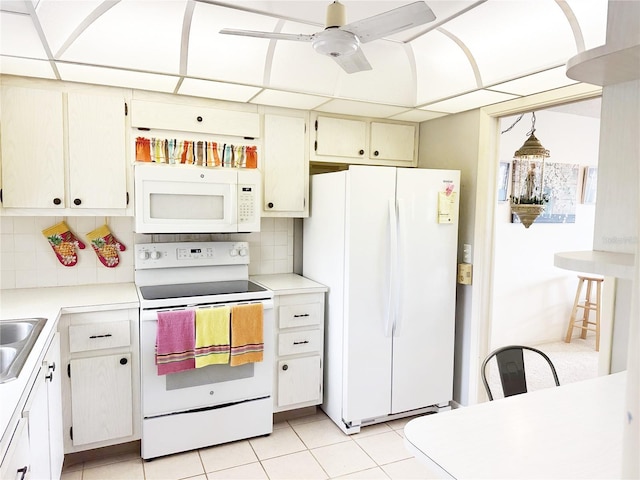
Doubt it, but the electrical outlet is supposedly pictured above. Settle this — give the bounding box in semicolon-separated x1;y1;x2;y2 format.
458;263;473;285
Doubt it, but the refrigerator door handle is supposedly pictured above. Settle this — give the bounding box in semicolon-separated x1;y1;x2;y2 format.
385;198;398;337
394;198;406;336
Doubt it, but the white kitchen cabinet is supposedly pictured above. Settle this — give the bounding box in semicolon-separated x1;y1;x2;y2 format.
59;308;140;453
69;354;133;446
0;86;64;209
311;113;418;167
25;362;50;480
131;99;260;138
44;333;64;480
263;112;309;217
369;121;416;163
0;418;30;480
67;93;127;209
0;83;130;214
278;356;322;407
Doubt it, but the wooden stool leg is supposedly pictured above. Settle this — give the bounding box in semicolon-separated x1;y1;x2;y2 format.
595;280;601;352
565;277;585;343
580;279;593;340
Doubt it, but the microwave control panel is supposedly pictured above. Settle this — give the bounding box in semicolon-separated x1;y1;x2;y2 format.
238;185;257;225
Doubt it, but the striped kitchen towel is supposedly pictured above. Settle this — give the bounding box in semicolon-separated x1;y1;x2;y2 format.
195;306;231;367
229;303;264;366
156;310;195;375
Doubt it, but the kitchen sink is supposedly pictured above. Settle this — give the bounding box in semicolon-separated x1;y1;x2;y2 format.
0;318;47;384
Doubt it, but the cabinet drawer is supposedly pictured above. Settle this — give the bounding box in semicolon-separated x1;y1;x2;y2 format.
69;321;130;353
279;303;322;329
131;100;260;138
279;329;321;356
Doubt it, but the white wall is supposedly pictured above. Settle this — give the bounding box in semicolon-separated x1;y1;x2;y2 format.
0;217;294;289
418;109;481;406
491;109;600;347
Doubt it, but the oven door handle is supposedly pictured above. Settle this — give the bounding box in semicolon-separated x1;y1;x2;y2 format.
140;299;274;321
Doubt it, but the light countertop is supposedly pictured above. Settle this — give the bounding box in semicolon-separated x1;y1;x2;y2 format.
251;273;328;295
0;283;139;455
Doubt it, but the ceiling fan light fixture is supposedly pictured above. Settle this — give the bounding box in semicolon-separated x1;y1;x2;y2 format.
313;29;359;57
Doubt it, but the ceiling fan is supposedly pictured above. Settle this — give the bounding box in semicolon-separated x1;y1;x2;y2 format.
219;1;436;74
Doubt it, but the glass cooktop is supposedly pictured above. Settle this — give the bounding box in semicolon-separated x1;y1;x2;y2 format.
139;280;267;300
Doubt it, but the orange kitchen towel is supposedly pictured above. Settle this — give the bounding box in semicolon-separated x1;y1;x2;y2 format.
156;310;195;375
230;303;264;366
195;306;230;367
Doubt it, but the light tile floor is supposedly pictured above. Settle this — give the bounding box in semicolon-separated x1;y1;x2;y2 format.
61;411;442;480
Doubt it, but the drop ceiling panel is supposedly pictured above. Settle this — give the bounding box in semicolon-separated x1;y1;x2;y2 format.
36;0;103;56
0;56;56;79
421;89;518;114
565;0;608;50
178;78;261;103
389;109;448;122
444;0;577;86
333;42;415;106
0;11;48;58
250;89;328;110
56;63;179;92
412;30;478;105
189;3;278;85
58;1;186;73
315;98;408;118
489;66;578;96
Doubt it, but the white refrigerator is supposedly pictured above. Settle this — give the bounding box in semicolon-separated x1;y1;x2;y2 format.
303;165;460;434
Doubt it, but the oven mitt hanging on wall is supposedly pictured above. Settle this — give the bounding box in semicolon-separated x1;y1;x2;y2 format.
86;225;126;268
42;222;86;267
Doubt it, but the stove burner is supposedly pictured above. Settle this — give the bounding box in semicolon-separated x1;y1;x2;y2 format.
139;280;267;301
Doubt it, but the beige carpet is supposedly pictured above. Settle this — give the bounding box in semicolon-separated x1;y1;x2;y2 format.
484;335;598;399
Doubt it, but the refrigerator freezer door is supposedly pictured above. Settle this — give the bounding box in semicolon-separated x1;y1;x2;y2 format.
342;166;397;423
391;168;460;413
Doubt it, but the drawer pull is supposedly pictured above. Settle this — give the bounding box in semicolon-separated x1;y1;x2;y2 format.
293;340;310;345
293;314;310;318
89;334;113;339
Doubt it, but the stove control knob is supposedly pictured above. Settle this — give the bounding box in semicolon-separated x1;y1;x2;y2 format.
150;251;161;260
138;251;150;260
229;248;238;257
238;247;248;257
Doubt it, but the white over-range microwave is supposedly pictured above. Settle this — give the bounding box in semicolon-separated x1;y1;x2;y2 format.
134;163;261;233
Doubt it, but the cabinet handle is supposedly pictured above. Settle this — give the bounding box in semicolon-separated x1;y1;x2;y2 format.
53;198;62;205
120;357;128;365
73;198;82;206
373;150;379;157
197;116;203;122
293;340;310;345
17;466;28;480
282;364;288;371
89;334;112;339
358;149;364;155
267;202;274;209
293;314;310;318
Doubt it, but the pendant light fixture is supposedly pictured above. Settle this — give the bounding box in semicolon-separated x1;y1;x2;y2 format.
505;112;550;228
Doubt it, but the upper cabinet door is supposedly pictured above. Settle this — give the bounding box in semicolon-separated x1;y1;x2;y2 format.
67;93;127;209
315;116;367;159
370;122;416;163
263;113;308;216
0;87;65;208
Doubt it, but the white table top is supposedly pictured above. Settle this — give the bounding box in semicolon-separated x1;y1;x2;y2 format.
404;372;627;479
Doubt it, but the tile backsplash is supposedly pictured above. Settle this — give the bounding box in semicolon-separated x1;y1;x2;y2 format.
0;216;294;290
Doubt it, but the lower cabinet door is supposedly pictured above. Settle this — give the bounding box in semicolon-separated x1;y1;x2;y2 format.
0;418;30;480
277;356;321;407
70;354;132;446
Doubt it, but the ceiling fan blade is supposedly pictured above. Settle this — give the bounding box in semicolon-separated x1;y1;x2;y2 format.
331;47;372;74
219;28;314;42
343;1;436;43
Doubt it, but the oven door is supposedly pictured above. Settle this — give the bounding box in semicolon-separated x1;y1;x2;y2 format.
140;300;273;417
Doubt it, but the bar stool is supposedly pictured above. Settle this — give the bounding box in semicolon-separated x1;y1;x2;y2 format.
564;275;603;351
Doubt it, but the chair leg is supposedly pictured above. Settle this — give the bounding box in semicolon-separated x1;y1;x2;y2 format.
580;279;593;340
565;277;584;343
595;280;601;352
